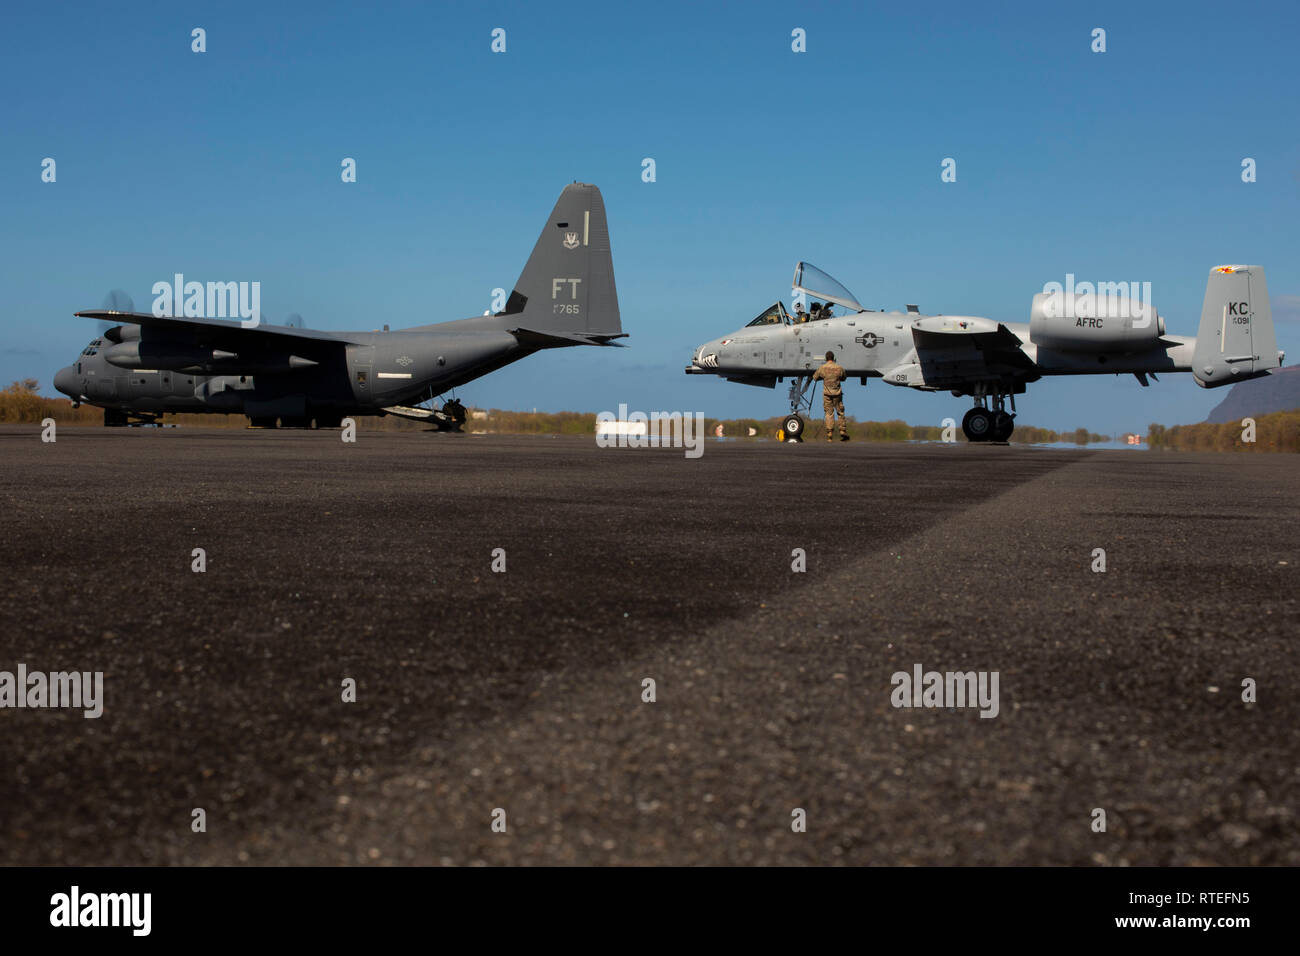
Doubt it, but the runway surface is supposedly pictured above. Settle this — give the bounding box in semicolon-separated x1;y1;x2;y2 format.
1;425;1296;865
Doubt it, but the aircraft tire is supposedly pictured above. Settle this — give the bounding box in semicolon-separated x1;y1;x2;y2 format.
991;411;1014;442
782;414;804;441
962;407;993;442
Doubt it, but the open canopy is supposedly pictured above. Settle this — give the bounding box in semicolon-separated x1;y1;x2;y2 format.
792;262;864;313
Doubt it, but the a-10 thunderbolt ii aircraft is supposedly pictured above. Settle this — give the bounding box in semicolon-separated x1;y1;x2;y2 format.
686;262;1282;442
54;183;623;428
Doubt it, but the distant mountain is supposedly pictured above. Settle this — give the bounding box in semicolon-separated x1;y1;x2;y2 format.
1205;365;1300;423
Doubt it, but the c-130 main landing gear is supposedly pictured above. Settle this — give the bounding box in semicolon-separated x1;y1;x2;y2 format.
962;386;1016;443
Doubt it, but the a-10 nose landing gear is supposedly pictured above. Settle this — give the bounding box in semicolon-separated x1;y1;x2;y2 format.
962;391;1015;443
779;375;818;443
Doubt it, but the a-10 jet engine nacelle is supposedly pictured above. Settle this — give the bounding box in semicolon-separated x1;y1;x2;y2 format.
1028;291;1165;353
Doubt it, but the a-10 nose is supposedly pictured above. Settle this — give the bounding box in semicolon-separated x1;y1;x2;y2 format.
692;339;722;368
53;365;78;397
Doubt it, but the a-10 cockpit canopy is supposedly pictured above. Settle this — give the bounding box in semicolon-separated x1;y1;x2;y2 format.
745;302;791;327
740;264;865;328
792;262;865;313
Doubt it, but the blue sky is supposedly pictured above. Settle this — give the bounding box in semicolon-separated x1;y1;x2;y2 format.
3;0;1297;433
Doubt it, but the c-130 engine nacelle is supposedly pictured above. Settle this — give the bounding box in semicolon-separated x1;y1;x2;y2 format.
1028;291;1165;353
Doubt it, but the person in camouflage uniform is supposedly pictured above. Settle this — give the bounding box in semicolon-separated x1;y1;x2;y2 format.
813;350;849;441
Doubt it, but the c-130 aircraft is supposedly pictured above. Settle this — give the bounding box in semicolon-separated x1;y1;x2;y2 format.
687;262;1282;442
54;183;624;428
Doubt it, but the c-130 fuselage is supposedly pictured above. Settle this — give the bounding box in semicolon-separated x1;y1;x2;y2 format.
54;183;624;428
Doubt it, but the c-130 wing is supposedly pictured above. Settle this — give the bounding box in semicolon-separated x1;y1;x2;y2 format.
74;310;363;347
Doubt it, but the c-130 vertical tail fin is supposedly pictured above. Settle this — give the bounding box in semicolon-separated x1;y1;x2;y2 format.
501;183;625;348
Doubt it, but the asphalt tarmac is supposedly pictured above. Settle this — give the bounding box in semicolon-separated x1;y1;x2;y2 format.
1;425;1296;865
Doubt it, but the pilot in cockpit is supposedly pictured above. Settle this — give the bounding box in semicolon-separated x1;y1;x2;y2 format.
795;303;809;323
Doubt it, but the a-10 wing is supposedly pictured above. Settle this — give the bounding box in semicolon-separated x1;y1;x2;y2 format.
906;316;1037;389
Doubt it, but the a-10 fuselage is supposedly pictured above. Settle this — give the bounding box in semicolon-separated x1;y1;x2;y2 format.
689;308;1195;396
687;262;1280;443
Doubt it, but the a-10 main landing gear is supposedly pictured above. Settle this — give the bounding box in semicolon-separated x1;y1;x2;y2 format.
780;375;818;442
962;390;1015;443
